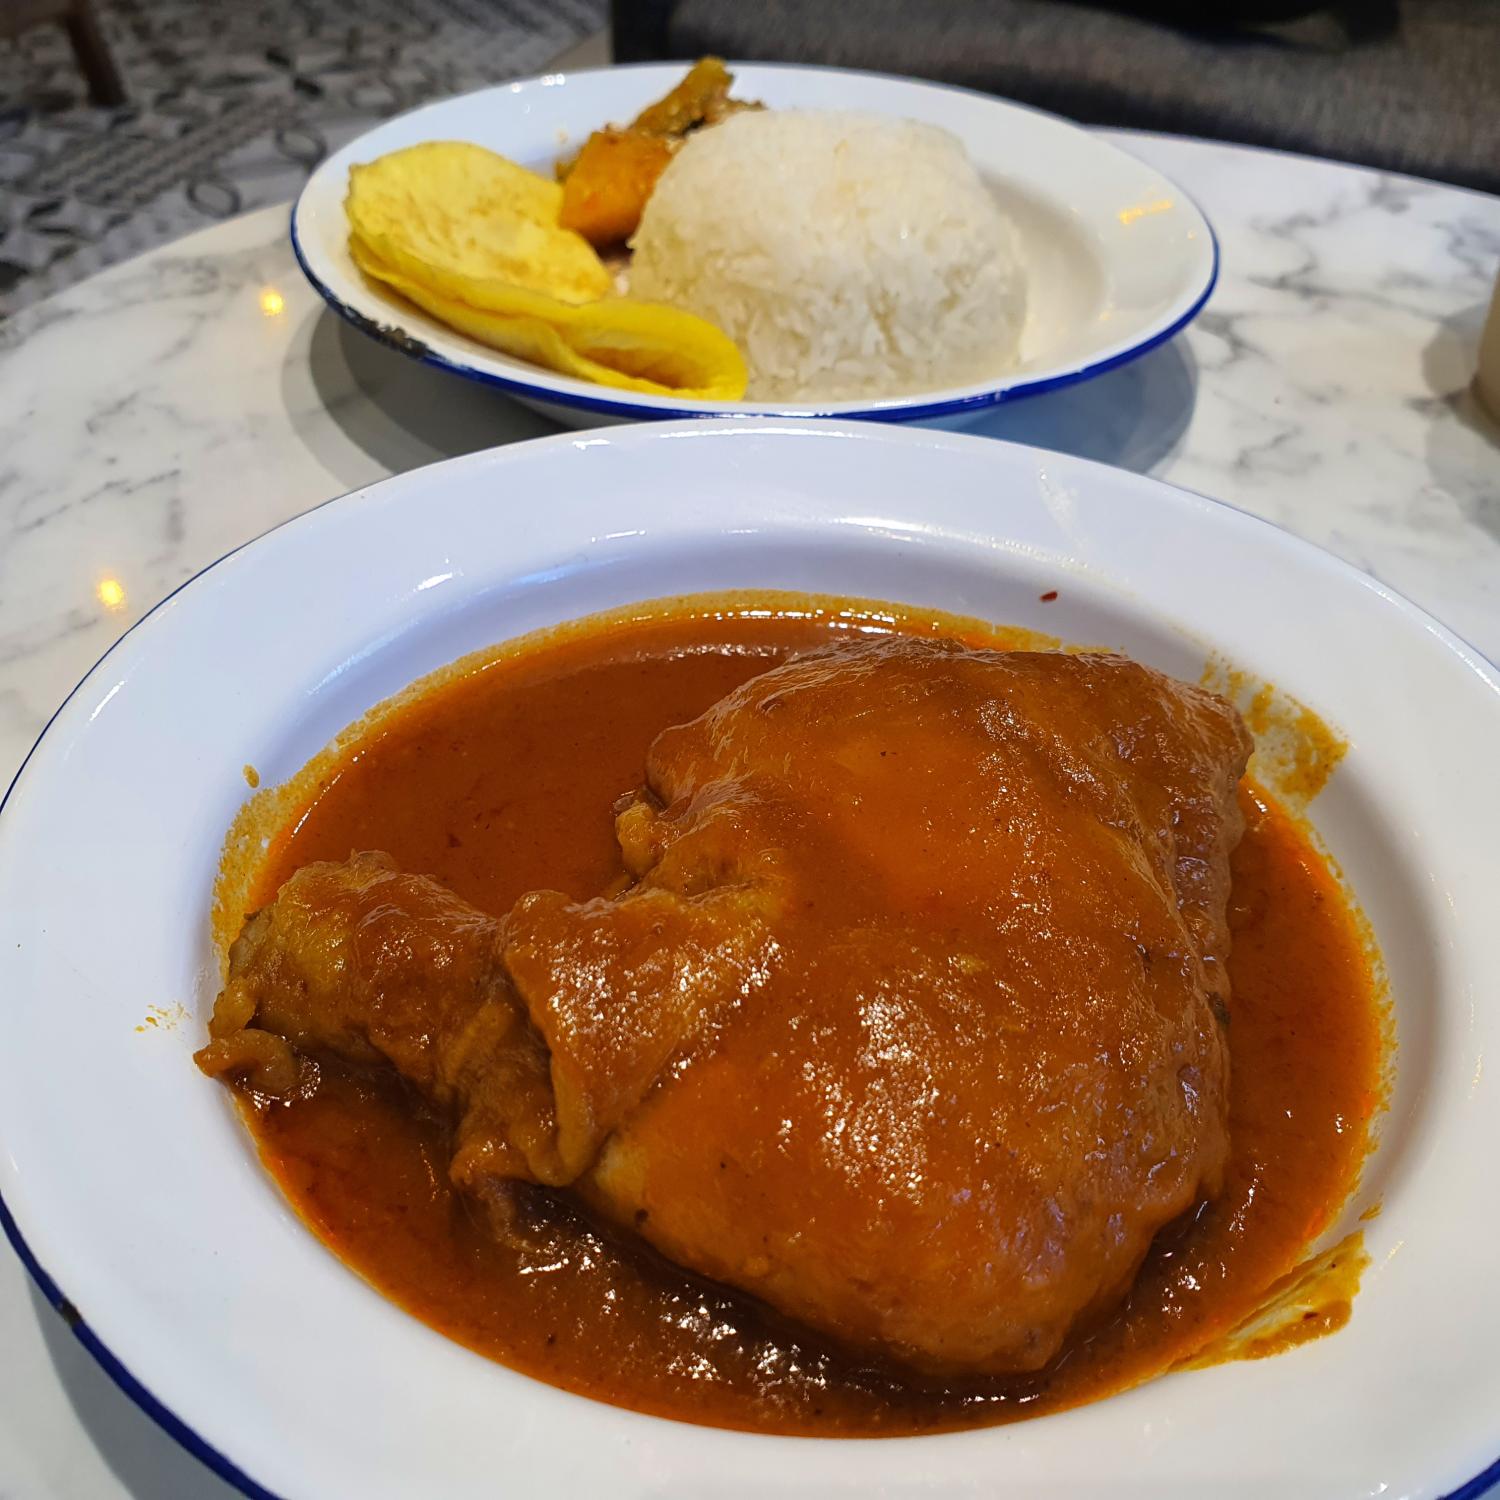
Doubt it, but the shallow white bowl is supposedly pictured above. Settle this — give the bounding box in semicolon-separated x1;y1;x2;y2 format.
1;421;1497;1500
291;63;1218;428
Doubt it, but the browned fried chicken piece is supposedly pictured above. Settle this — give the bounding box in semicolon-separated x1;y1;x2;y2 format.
199;638;1250;1376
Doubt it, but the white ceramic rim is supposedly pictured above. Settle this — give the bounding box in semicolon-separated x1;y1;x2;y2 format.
0;420;1497;1500
288;62;1220;422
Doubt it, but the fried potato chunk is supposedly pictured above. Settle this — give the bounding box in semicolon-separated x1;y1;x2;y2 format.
558;129;676;248
557;57;760;249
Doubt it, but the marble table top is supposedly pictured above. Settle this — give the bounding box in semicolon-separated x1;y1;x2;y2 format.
1;130;1497;1498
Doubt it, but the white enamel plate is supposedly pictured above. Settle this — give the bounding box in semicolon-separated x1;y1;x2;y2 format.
1;422;1497;1499
291;64;1218;427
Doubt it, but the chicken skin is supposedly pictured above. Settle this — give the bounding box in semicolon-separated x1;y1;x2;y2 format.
199;638;1251;1376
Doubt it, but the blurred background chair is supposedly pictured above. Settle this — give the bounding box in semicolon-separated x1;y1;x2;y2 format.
612;0;1499;193
1;0;124;105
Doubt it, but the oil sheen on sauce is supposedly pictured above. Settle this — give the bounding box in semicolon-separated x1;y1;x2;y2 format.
233;598;1385;1436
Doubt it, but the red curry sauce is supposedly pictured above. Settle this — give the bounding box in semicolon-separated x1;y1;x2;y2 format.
236;601;1384;1435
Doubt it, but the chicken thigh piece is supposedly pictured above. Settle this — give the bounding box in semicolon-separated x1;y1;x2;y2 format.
199;637;1251;1376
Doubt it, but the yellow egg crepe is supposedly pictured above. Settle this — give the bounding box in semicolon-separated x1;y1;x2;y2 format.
348;236;746;401
344;140;747;400
346;141;613;305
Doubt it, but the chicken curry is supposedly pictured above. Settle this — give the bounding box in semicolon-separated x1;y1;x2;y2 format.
199;597;1384;1434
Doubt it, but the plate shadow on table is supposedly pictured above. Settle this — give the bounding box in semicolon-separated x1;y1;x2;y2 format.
287;303;1200;483
29;1282;242;1500
287;308;559;490
951;334;1199;474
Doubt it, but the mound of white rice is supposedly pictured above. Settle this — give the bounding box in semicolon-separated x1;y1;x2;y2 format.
629;109;1027;403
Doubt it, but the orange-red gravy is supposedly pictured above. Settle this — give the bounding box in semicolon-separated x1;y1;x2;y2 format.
240;605;1383;1435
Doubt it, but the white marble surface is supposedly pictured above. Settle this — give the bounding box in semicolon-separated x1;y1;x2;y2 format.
0;130;1497;1498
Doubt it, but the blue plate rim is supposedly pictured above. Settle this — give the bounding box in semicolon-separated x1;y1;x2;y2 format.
0;522;298;1500
287;63;1221;422
2;416;1496;1500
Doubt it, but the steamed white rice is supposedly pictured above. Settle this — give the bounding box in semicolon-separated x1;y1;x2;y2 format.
628;109;1028;403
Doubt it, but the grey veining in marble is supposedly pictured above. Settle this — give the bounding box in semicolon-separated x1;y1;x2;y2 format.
0;129;1497;1498
2;136;1498;801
